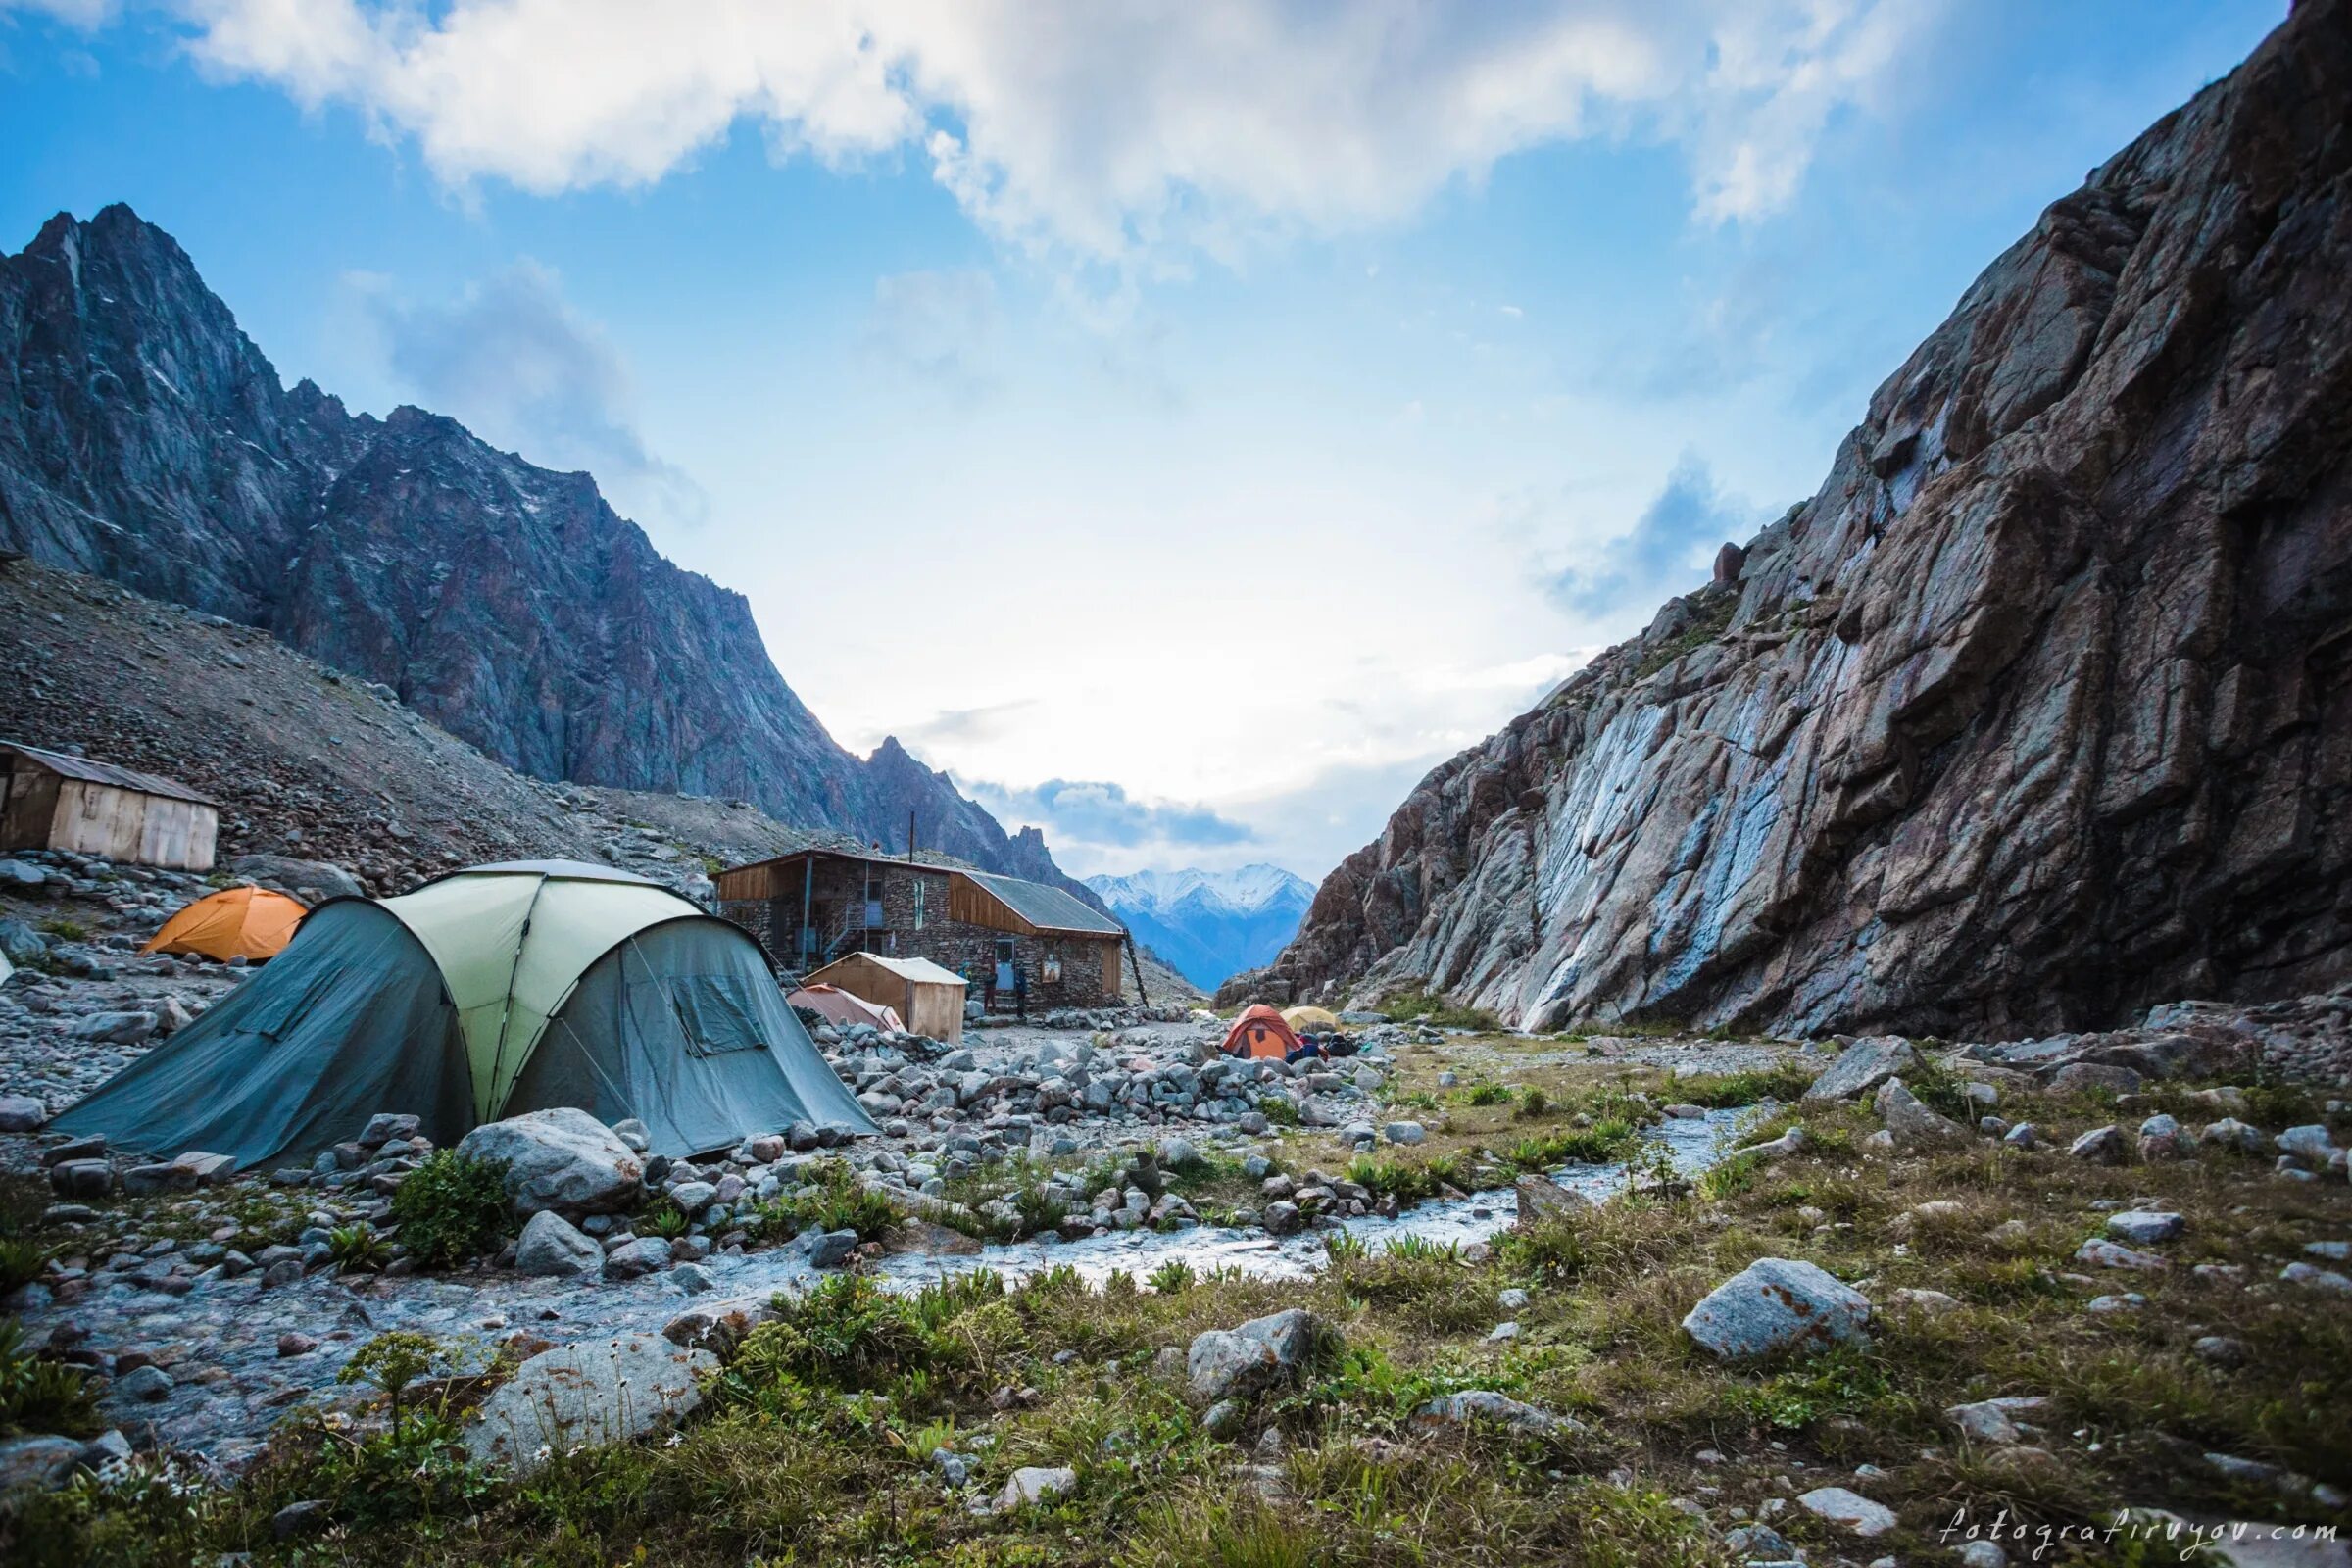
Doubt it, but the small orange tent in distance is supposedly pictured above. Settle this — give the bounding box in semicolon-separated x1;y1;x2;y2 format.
1221;1004;1303;1060
144;885;307;961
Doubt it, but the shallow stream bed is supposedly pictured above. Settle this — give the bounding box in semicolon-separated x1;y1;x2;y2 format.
26;1108;1752;1467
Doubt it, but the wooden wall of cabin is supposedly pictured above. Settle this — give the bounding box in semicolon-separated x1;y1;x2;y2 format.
0;764;60;852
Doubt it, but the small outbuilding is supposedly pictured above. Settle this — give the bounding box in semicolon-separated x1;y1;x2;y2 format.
788;983;905;1034
145;885;308;962
805;951;969;1043
1;741;218;871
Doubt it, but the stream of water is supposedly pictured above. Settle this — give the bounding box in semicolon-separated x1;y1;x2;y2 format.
33;1107;1755;1463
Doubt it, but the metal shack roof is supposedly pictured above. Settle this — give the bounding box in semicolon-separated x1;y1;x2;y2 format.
0;740;218;807
963;869;1125;937
839;952;969;987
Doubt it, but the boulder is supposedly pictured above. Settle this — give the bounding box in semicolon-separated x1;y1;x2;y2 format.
1795;1486;1898;1538
2048;1062;2142;1096
229;855;365;902
2076;1238;2167;1271
2068;1125;2127;1163
1801;1037;1919;1102
464;1334;716;1473
48;1159;113;1199
1873;1078;1966;1148
456;1107;644;1215
1512;1173;1595;1229
1681;1257;1872;1359
2137;1113;2189;1161
0;917;48;964
172;1151;235;1186
996;1465;1076;1511
514;1210;604;1279
1186;1308;1321;1404
662;1296;777;1358
357;1112;420;1147
604;1237;672;1278
801;1228;858;1268
1408;1391;1578;1437
0;1434;82;1494
1155;1136;1204;1170
2104;1211;2183;1245
2278;1125;2342;1166
1384;1121;1427;1146
66;1011;157;1045
0;1096;46;1133
1733;1126;1807;1161
1946;1399;2024;1444
122;1163;196;1197
2200;1118;2270;1155
271;1499;333;1541
114;1365;173;1402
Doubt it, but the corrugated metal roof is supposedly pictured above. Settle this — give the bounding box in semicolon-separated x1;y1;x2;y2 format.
0;741;217;807
836;952;970;987
963;869;1125;937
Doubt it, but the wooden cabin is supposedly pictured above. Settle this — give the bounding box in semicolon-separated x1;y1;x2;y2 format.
805;952;969;1042
716;847;1132;1013
0;742;219;871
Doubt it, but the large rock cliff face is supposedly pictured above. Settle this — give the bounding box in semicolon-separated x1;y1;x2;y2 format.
1261;2;2352;1037
0;204;1082;894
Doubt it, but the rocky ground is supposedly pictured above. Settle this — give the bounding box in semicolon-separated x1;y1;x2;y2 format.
2;908;2348;1565
0;559;1198;1005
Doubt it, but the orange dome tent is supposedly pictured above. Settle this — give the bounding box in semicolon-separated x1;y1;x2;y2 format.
1220;1004;1303;1060
143;885;308;962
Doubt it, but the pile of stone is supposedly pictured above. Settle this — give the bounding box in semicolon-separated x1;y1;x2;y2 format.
1797;1028;2351;1178
815;1026;1387;1148
1951;986;2352;1089
971;1002;1197;1032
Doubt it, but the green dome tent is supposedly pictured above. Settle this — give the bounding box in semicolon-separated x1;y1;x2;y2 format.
52;860;876;1168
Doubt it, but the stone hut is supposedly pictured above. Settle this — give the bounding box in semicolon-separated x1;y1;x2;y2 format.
716;848;1131;1013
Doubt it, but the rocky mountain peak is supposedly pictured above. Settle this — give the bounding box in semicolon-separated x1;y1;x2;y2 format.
1250;0;2352;1036
0;205;1078;888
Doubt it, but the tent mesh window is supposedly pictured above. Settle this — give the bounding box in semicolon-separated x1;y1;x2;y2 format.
635;973;772;1056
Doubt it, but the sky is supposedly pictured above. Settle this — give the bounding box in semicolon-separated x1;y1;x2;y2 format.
0;0;2288;882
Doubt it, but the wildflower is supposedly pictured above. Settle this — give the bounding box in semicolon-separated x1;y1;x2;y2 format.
665;1432;683;1447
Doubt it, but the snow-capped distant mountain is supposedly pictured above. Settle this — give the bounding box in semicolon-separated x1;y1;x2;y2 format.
1085;864;1314;990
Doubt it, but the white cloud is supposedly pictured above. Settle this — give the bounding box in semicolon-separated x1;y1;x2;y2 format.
172;0;1946;264
865;269;1001;401
346;259;707;528
1;0;119;25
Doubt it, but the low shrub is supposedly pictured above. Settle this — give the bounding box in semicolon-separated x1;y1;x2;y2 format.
327;1222;391;1272
756;1161;902;1241
1505;1118;1640;1169
1667;1062;1818;1107
0;1318;98;1438
1345;1151;1467;1205
387;1150;512;1268
0;1236;47;1294
1381;989;1505;1032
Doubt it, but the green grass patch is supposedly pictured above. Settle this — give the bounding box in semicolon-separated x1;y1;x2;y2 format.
387;1150;513;1268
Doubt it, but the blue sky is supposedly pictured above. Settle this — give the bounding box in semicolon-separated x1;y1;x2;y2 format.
0;0;2287;880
